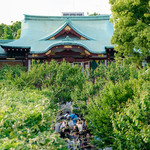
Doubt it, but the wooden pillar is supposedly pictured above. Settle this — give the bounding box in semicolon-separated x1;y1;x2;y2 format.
81;62;84;72
28;59;31;71
85;61;90;69
47;57;51;63
104;59;107;66
25;52;28;68
107;52;110;62
87;61;90;75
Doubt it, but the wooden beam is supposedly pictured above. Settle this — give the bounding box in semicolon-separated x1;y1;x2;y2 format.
25;52;29;67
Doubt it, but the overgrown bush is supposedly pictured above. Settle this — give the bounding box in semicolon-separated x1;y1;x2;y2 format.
0;87;66;149
0;60;149;149
0;60;87;149
72;61;150;149
0;64;26;80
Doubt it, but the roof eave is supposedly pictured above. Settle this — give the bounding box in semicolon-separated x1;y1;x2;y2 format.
1;45;31;49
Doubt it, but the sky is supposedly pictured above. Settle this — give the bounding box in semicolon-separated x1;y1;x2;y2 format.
0;0;111;24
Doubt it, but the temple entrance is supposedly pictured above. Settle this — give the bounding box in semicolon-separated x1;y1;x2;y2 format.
35;44;93;71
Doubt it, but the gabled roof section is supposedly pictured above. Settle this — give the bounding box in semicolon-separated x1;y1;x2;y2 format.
41;19;94;40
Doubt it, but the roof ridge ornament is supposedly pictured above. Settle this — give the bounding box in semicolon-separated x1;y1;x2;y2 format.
65;18;71;23
64;26;71;32
62;36;74;41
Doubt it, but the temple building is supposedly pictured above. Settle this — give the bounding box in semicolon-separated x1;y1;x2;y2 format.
0;14;115;70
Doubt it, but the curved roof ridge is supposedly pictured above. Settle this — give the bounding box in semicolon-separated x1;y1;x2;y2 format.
41;19;94;41
24;14;111;21
43;41;91;54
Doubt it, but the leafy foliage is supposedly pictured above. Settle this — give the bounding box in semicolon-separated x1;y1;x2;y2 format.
0;21;21;39
109;0;150;64
72;61;150;149
8;60;88;104
112;71;150;149
0;87;66;149
0;60;87;149
0;64;26;80
0;61;86;149
0;60;150;149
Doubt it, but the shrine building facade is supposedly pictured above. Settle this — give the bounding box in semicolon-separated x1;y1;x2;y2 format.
0;14;115;70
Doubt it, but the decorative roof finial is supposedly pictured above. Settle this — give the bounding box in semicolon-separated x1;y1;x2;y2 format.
63;36;74;41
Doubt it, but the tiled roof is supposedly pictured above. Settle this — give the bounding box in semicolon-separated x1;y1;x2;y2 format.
0;40;14;56
0;14;114;54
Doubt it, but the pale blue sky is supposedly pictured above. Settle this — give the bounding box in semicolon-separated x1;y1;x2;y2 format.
0;0;111;24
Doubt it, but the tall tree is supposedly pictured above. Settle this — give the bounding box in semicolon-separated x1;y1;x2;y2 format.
10;21;21;39
3;26;13;39
109;0;150;64
0;21;21;39
15;28;21;39
0;23;6;39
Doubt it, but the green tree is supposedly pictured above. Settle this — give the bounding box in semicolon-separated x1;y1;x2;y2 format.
15;28;21;39
72;62;149;149
109;0;150;64
0;23;6;39
10;21;21;39
3;26;13;39
0;21;21;39
111;69;150;150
